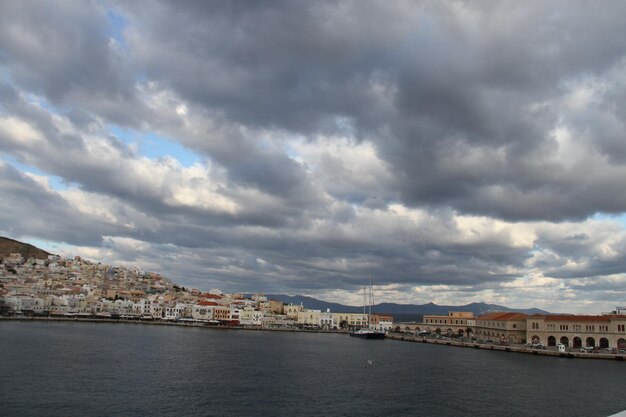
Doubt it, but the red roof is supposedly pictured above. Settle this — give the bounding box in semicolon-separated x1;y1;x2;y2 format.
544;315;611;322
198;300;219;306
201;293;222;299
478;312;528;321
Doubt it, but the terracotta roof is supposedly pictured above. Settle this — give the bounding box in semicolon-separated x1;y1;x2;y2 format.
198;300;219;306
544;315;611;322
478;312;528;321
201;293;222;299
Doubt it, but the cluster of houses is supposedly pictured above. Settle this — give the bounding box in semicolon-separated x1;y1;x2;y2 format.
0;252;393;331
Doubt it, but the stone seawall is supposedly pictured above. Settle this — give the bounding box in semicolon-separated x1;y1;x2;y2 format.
386;333;626;361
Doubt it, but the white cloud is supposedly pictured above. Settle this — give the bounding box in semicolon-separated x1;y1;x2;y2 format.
0;116;44;146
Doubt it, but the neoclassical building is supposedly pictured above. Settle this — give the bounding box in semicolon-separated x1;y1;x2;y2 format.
526;315;626;349
422;311;476;336
474;312;528;343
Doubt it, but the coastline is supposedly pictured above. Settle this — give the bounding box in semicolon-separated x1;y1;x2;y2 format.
3;316;626;361
385;333;626;361
0;316;348;334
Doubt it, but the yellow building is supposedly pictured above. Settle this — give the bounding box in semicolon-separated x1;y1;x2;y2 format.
422;311;475;336
424;311;475;326
475;312;528;344
284;304;304;319
297;309;321;326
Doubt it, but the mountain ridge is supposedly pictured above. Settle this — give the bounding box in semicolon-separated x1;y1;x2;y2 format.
266;294;552;319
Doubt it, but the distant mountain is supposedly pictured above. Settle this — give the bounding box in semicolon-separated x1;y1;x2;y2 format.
0;237;51;260
374;301;550;316
265;294;365;313
266;294;551;320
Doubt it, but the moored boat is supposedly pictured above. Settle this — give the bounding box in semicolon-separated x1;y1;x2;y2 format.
349;277;385;340
350;328;385;339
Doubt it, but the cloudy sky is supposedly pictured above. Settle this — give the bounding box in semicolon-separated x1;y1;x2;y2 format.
2;1;626;312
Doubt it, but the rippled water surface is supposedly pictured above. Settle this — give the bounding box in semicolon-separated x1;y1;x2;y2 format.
1;321;625;417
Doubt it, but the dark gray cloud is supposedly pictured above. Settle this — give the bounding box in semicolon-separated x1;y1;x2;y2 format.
0;162;111;246
0;1;149;127
116;0;626;221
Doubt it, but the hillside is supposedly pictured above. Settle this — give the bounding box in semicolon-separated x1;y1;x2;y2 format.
0;236;52;260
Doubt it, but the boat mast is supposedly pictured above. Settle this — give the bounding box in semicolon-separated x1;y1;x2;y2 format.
368;276;373;328
362;284;366;316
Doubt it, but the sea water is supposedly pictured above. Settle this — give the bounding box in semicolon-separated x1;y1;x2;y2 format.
1;321;624;417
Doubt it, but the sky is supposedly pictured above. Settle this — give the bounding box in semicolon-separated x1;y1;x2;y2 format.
2;1;626;313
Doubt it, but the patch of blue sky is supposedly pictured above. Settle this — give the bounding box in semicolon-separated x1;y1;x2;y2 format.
108;125;201;167
106;8;128;48
23;237;66;254
1;155;69;191
282;141;301;160
593;212;626;228
22;237;85;257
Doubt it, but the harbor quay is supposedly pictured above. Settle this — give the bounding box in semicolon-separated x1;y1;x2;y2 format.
385;332;626;361
392;310;626;355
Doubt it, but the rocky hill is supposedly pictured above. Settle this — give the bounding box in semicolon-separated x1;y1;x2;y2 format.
0;236;52;260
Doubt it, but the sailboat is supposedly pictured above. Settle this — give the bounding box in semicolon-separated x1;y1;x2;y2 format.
349;277;385;340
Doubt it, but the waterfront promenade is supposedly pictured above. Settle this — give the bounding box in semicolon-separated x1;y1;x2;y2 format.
385;332;626;361
0;316;347;334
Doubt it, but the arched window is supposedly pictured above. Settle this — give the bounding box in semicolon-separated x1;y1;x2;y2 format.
600;338;609;349
586;337;596;348
560;336;569;347
573;337;582;348
618;338;626;349
547;336;556;346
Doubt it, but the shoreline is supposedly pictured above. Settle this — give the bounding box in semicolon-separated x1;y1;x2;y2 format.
0;316;348;334
385;333;626;361
3;317;626;361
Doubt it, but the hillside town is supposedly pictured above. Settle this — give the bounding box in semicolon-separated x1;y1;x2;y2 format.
2;251;626;354
0;252;393;332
